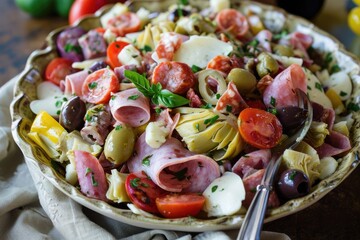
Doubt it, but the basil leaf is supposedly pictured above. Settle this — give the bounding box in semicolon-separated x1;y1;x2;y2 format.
157;89;190;108
124;70;153;97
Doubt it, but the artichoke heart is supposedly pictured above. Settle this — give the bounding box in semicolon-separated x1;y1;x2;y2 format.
175;107;244;160
106;169;130;203
282;141;320;185
303;121;330;148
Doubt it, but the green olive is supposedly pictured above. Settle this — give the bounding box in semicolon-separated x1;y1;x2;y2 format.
273;45;294;57
104;124;136;165
226;68;257;94
256;52;279;77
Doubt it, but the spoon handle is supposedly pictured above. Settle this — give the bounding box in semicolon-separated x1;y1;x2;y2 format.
236;176;272;240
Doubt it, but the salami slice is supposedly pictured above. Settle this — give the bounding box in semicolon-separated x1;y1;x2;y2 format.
74;150;108;201
109;88;151;127
127;134;221;193
215;81;248;115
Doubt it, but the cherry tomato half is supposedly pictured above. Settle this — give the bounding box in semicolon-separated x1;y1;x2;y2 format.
156;193;205;218
125;172;167;214
215;9;249;38
82;68;120;104
107;40;129;68
238;108;283;149
45;57;74;86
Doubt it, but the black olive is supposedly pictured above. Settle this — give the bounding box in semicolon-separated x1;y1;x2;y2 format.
88;61;108;74
277;169;310;200
168;8;191;22
276;106;308;134
59;96;86;131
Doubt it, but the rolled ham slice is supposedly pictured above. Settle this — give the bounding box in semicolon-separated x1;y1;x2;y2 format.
109;88;150;127
62;70;89;96
316;130;351;158
263;64;307;109
127;134;221;193
232;149;271;178
242;169;280;208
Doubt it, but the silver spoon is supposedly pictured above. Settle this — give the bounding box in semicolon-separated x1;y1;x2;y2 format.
237;89;313;240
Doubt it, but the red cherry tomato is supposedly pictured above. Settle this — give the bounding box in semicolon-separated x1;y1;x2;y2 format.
106;40;129;68
125;172;167;214
106;12;141;36
238;108;283;149
45;57;74;86
156;193;205;218
82;68;120;104
69;0;115;25
152;61;196;94
215;9;249;38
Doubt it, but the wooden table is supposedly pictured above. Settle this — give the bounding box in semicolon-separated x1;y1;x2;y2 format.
1;0;360;239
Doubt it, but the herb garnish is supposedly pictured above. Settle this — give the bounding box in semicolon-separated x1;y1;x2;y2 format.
204;115;219;125
88;82;98;89
191;65;202;73
212;185;218;193
128;94;140;100
124;70;189;108
142;155;152;166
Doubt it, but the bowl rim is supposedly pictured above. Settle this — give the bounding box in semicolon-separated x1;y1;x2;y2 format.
10;0;360;232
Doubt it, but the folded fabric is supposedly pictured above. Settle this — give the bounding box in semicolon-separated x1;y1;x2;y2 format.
0;77;290;240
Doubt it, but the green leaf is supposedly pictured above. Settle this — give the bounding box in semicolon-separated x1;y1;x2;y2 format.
124;70;153;97
157;89;190;108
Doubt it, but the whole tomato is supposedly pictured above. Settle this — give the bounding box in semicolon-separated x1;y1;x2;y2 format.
69;0;124;25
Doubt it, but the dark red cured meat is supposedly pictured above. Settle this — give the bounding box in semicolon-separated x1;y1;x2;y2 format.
242;169;280;208
215;81;248;115
152;61;196;94
127;133;220;193
315;130;351;158
232;149;271;178
263;64;307;109
78;30;107;60
207;55;242;75
109;88;151;127
186;88;202;108
74;150;108;201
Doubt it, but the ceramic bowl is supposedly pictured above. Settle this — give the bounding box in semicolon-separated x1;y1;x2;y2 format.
10;0;360;232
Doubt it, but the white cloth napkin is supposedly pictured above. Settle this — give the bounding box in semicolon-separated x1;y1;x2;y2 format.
0;77;291;240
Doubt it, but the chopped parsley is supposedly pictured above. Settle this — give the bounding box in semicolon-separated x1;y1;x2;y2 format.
91;174;98;187
141;45;152;52
289;170;297;181
347;102;360;112
55;100;63;108
216;93;221;99
88;82;98;89
111;95;117;100
226;105;233;113
142;155;152;167
191;65;202;73
201;103;213;109
315;82;323;91
85;167;92;176
330;64;341;74
130;178;140;189
340;91;347;97
128;94;140;100
211;185;218;193
195;123;200;131
272;29;288;41
64;43;82;54
204;115;219;125
115;125;122;131
270;96;276;107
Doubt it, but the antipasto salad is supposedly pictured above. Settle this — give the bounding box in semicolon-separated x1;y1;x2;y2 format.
29;0;356;218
